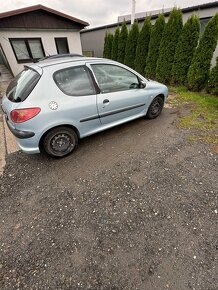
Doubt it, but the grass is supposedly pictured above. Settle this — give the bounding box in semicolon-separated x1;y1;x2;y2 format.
168;86;218;144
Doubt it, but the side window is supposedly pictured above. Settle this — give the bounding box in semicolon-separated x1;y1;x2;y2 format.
54;66;96;96
91;64;140;93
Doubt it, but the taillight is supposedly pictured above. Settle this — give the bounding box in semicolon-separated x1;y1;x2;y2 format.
10;108;41;123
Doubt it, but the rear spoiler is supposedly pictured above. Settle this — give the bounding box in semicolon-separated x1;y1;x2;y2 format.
24;65;43;76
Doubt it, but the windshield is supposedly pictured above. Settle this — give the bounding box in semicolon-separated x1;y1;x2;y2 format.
6;68;40;102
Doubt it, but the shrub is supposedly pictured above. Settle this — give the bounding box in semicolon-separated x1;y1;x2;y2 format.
135;17;151;75
124;21;139;69
145;14;165;79
117;20;128;63
207;57;218;95
111;27;120;61
188;14;218;91
172;15;200;85
156;8;183;83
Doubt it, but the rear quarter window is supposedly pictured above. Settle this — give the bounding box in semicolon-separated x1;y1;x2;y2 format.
6;68;40;102
53;66;96;96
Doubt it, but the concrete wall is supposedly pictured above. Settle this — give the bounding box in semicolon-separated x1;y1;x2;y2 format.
81;6;218;66
0;30;82;76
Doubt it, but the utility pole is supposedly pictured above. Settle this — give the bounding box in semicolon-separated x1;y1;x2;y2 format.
131;0;136;25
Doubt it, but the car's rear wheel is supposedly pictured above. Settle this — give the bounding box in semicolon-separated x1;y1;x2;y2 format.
43;127;78;158
146;96;164;119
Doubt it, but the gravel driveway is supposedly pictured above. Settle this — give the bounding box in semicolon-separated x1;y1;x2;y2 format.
0;105;217;290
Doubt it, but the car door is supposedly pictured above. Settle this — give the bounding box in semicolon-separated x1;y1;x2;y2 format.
88;63;149;125
52;65;101;136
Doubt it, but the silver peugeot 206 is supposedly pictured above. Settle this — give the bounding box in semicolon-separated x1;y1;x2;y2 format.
1;56;168;158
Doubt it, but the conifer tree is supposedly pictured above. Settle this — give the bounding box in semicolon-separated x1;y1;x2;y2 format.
117;20;128;63
135;16;151;75
103;33;113;59
188;14;218;91
111;27;120;61
107;33;114;59
124;21;139;69
172;15;200;85
156;8;183;83
145;14;165;79
103;32;108;58
207;57;218;95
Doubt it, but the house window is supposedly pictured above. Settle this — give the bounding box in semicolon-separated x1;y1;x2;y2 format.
10;38;45;63
55;38;69;54
200;17;211;35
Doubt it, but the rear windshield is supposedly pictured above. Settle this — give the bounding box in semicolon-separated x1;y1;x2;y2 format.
6;68;40;102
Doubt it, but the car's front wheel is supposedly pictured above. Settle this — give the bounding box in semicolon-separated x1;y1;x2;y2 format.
43;127;78;158
146;96;164;119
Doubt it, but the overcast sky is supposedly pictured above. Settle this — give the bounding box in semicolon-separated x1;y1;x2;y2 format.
0;0;216;27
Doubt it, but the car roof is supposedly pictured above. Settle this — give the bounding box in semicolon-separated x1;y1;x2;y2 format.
32;56;113;69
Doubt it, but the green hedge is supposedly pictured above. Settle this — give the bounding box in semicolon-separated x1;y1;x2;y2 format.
111;27;120;61
207;57;218;95
188;14;218;91
117;20;128;64
172;15;200;85
135;17;151;75
103;32;108;58
145;14;165;79
124;22;139;69
156;8;183;83
103;32;113;59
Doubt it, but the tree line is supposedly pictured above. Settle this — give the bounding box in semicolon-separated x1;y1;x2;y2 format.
103;9;218;94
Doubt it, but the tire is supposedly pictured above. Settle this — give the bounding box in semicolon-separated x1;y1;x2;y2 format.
43;127;78;158
146;96;164;119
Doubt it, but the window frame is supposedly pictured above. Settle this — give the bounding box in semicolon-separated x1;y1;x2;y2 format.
55;37;70;54
53;65;97;97
9;38;45;64
90;63;142;94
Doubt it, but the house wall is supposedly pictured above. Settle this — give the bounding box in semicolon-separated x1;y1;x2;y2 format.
81;6;218;66
0;30;82;76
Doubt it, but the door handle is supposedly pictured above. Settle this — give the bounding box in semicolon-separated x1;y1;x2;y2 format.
103;99;109;104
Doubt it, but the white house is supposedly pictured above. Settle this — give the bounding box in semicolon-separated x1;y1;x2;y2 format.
0;4;89;76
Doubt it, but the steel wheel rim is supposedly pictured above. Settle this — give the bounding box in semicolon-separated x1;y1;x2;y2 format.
51;133;74;153
150;99;162;115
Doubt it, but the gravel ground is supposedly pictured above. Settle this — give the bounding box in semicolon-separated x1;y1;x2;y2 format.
0;106;217;290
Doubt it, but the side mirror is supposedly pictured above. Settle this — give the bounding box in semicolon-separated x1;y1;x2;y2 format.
140;80;146;88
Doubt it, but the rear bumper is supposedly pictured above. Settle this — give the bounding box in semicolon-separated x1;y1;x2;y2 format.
6;119;35;139
17;142;40;154
5;117;40;154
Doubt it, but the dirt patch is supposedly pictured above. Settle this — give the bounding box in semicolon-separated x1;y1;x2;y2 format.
211;145;218;154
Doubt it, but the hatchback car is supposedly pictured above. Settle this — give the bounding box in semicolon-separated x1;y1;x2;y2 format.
2;56;168;158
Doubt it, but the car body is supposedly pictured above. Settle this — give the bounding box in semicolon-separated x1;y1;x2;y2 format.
1;56;168;157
